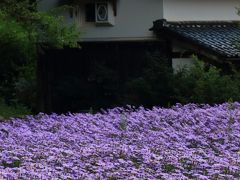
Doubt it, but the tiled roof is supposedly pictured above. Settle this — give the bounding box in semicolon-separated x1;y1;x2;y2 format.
151;19;240;59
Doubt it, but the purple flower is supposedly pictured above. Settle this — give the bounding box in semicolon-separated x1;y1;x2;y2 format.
0;103;239;178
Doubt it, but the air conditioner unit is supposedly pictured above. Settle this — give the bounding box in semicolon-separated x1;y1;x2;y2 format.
95;1;115;26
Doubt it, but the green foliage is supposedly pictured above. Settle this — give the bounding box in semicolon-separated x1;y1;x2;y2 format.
51;49;240;111
173;56;240;104
0;98;30;119
122;52;174;107
0;15;34;104
2;160;21;168
0;0;80;112
162;164;176;173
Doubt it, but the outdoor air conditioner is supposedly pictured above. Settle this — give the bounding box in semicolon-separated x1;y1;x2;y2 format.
95;1;115;26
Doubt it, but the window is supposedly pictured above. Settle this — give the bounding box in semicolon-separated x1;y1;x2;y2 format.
85;3;95;22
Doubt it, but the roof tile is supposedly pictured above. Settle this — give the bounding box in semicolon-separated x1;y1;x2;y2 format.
152;20;240;58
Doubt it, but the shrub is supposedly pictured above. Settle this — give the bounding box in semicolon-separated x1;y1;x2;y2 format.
122;52;174;107
40;51;240;112
173;56;240;104
122;54;240;107
0;98;30;119
0;0;80;112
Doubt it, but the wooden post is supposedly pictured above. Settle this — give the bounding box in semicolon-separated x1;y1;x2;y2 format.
36;47;45;112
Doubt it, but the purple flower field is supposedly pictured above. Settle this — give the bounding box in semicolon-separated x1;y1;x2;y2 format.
0;103;240;179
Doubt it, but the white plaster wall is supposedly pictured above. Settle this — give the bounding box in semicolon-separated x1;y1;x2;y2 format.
163;0;240;21
38;0;240;41
172;58;193;73
81;0;163;41
39;0;163;41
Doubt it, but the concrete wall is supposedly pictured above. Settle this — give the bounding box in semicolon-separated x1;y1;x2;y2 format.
39;0;164;41
163;0;240;21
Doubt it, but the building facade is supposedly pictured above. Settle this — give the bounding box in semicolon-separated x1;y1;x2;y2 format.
39;0;240;112
39;0;240;40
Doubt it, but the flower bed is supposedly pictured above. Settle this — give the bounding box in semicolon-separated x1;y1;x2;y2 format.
0;103;240;179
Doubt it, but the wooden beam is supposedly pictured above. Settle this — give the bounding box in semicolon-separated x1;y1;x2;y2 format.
110;0;117;16
156;30;234;63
